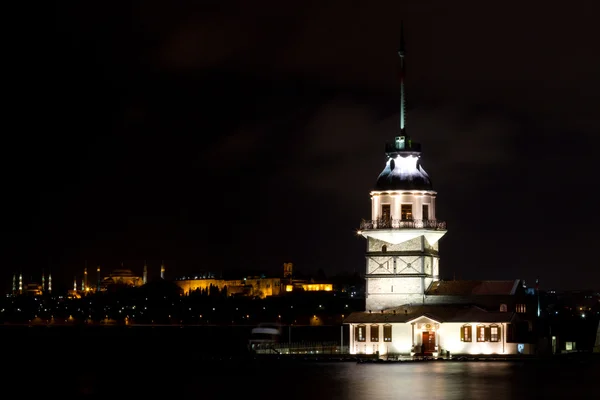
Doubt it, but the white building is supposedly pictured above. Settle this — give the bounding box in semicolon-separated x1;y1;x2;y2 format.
343;27;537;357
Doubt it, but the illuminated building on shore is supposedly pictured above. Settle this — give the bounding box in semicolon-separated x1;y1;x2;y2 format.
175;263;333;299
99;265;143;289
344;25;537;357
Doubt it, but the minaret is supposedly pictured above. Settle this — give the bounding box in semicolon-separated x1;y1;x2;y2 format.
48;272;52;293
160;261;165;279
74;276;77;292
18;273;23;294
357;26;447;311
84;264;88;291
12;274;16;295
143;261;148;284
97;266;101;291
41;269;46;293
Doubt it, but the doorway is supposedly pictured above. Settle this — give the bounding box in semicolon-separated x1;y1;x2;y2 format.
422;331;436;354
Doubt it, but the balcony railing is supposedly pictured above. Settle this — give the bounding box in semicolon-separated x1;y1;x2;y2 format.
359;219;447;230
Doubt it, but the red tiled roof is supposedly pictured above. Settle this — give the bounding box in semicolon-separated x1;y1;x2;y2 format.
425;280;519;296
343;304;515;324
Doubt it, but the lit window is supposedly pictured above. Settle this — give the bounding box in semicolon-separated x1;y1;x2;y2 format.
381;204;391;227
516;304;526;313
370;325;379;342
383;324;392;342
461;325;472;342
355;325;366;342
490;325;500;342
477;325;486;342
401;204;413;220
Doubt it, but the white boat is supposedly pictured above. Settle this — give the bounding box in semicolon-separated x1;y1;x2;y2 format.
248;323;282;353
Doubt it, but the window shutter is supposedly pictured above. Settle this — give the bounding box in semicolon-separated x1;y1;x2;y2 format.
485;326;491;342
460;326;465;341
506;323;513;342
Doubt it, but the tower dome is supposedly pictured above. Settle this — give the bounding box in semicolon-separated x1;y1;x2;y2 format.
374;140;432;191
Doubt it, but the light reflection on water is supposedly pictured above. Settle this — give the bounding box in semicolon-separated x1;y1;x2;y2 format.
66;359;597;398
333;362;515;400
321;361;596;400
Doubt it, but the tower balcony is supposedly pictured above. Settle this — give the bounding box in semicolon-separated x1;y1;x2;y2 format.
359;219;446;231
358;219;447;245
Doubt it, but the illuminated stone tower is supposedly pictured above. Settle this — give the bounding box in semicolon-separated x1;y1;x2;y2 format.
160;261;165;279
74;276;77;292
143;261;148;284
41;270;45;293
48;272;52;293
357;25;447;311
12;274;16;295
18;273;22;294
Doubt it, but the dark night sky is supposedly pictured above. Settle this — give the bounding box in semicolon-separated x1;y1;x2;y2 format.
4;0;600;291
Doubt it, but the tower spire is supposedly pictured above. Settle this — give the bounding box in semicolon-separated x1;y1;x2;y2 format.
398;21;406;133
143;260;148;285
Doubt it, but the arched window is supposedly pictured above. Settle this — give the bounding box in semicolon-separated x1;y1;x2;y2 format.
460;324;472;342
382;245;387;252
370;324;379;342
500;304;507;312
355;325;366;342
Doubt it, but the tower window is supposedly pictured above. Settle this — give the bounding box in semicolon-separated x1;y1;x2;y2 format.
395;136;405;149
381;204;391;220
401;204;413;220
422;204;429;220
382;245;387;252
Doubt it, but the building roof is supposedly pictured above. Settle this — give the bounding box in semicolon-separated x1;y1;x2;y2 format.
343;304;515;324
425;280;520;296
109;269;137;277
